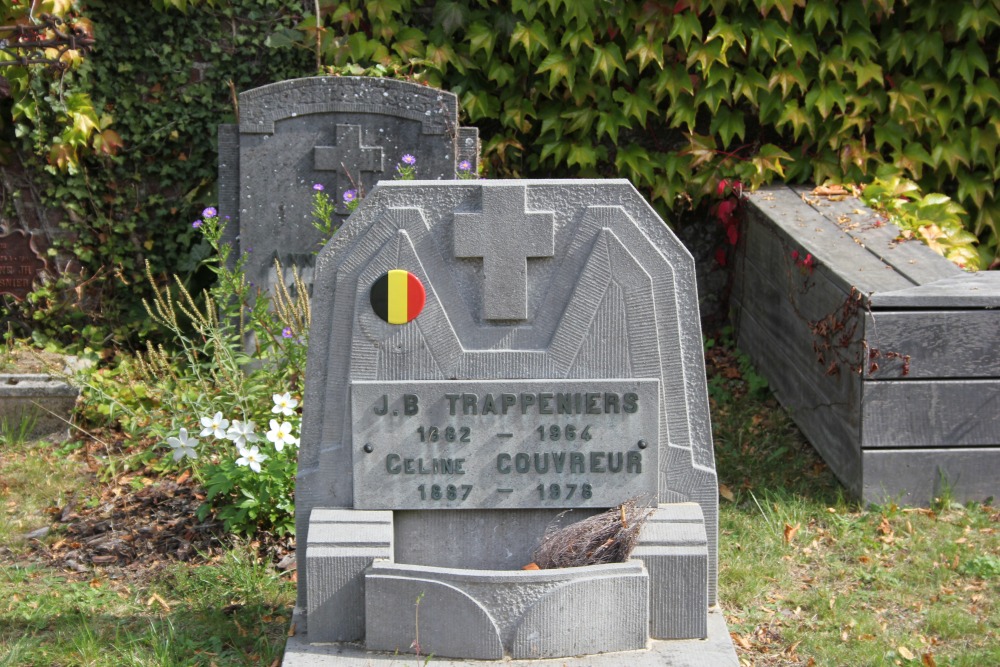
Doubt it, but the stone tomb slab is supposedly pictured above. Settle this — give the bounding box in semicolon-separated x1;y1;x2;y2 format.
217;76;479;298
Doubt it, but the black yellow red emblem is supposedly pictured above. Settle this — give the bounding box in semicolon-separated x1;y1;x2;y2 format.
370;270;426;324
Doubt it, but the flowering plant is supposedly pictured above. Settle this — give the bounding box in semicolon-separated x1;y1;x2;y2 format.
310;183;340;241
457;159;479;180
395;153;417;180
191;392;301;536
90;204;313;537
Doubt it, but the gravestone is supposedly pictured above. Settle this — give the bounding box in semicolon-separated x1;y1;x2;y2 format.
284;180;737;665
217;76;479;296
0;230;45;300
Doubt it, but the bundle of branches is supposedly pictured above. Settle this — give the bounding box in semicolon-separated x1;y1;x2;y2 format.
530;498;653;569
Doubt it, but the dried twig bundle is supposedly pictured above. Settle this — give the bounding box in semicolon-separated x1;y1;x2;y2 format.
531;498;653;569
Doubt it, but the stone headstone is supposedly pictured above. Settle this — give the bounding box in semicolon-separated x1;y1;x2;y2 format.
285;180;736;665
217;76;479;296
0;230;45;300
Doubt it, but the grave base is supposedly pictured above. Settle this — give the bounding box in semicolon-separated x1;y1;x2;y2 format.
281;606;738;667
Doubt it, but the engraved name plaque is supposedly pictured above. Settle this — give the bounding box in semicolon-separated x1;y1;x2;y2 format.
351;378;660;510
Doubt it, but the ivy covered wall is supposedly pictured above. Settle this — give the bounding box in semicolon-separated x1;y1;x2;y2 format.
1;0;998;345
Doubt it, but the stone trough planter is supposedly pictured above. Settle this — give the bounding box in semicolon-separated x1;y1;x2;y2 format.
732;185;1000;505
0;373;78;440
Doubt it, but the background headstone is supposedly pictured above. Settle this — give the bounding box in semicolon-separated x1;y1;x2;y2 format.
0;230;45;301
292;180;728;663
217;76;479;297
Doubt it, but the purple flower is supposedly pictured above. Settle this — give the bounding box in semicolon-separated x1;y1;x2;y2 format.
401;154;416;165
192;220;202;229
282;327;293;339
343;189;357;203
313;183;324;191
458;160;472;172
202;206;217;219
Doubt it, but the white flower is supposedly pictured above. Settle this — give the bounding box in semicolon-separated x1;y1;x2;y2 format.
272;392;299;416
235;445;268;473
226;420;260;448
166;428;198;462
199;411;230;439
266;419;299;452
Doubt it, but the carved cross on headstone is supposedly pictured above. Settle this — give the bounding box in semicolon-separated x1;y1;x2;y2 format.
314;124;384;201
454;185;554;320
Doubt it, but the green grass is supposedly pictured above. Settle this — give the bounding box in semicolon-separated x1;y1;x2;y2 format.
1;339;997;665
0;549;293;666
711;342;999;666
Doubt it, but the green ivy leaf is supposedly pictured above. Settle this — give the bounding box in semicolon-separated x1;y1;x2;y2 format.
561;107;597;134
946;41;989;86
613;86;657;127
589;43;627;83
595;109;629;144
650;63;694;103
391;27;427;59
461;89;500;122
710;105;746;147
965;77;1000;116
687;39;726;75
768;63;807;97
433;1;468;36
852;60;883;88
625;35;665;74
732;69;768;105
803;2;836;32
560;26;595;56
957;2;1000;39
467;21;496;57
748;18;786;60
667;10;703;51
536;51;576;92
615;143;656;186
776;101;813;141
695;81;730;115
510;20;551;59
706;18;745;57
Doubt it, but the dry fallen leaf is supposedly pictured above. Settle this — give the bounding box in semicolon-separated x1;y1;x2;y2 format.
521;562;540;570
922;653;937;667
784;522;801;544
732;632;752;649
898;645;915;660
719;484;735;502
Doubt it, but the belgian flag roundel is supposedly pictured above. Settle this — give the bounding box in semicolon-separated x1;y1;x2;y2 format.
370;270;426;324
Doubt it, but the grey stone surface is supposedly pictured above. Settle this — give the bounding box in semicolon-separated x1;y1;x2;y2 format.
291;179;726;663
283;607;738;666
351;378;659;509
217;76;479;297
305;508;392;643
633;503;708;639
364;561;647;660
0;374;79;438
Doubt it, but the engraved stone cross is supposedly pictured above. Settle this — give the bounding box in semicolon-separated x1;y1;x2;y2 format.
454;185;554;320
314;124;384;197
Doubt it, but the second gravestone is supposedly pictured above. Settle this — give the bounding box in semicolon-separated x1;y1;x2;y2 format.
218;76;480;296
285;180;737;665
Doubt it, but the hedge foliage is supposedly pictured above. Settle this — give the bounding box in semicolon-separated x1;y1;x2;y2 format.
275;0;999;267
1;0;998;345
0;0;310;346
